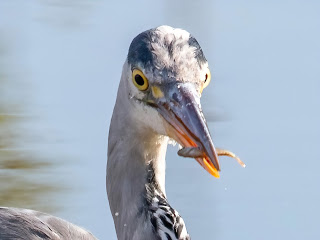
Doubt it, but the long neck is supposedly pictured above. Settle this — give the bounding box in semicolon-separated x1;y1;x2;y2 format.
106;78;168;239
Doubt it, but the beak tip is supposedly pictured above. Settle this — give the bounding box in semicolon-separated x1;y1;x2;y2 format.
203;157;220;178
211;170;220;179
212;152;221;172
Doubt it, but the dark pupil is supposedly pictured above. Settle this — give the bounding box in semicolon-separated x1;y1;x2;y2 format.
204;74;208;82
135;74;145;86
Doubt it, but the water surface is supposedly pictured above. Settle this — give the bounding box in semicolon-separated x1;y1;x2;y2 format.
0;1;319;239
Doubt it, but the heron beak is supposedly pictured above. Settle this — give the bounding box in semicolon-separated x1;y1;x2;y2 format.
148;84;220;178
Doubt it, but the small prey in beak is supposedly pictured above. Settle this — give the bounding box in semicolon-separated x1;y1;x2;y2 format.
147;83;225;178
178;147;246;168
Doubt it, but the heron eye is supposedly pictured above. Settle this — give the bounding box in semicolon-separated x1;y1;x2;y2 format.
132;69;149;91
200;69;211;93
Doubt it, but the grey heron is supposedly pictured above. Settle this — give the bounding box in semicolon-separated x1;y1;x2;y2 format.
0;26;242;240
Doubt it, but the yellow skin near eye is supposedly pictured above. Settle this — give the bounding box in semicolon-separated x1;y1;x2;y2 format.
200;69;211;93
132;69;149;91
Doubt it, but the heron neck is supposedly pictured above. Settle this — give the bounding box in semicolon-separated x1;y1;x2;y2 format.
106;87;168;239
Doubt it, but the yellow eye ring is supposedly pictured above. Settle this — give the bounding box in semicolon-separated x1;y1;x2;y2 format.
200;69;211;93
132;69;149;91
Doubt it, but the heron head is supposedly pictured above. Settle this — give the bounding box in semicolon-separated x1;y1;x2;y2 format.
123;26;220;178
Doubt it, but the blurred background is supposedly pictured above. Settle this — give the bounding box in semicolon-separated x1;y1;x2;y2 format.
0;0;319;239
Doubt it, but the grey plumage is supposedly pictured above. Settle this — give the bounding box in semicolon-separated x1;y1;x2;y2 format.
0;207;96;240
127;26;208;86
